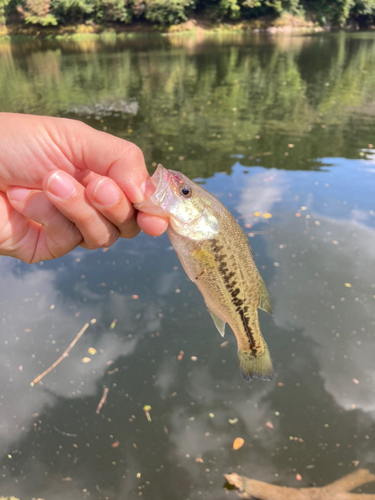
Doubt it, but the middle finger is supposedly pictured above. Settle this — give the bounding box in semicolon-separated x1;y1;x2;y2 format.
43;170;120;249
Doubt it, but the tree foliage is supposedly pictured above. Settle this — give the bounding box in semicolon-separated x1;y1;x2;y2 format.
2;0;375;29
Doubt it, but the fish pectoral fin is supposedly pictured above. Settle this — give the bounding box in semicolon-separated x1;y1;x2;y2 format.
208;309;226;337
258;275;272;315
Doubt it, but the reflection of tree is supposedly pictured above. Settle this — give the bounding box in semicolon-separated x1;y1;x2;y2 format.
1;33;375;179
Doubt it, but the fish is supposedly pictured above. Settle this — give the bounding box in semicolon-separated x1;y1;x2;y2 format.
134;165;273;381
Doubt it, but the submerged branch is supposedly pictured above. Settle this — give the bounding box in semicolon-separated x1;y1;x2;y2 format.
223;469;375;500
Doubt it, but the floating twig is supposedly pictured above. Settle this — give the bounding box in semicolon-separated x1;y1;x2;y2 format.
53;426;78;437
96;386;109;414
224;469;375;500
30;322;91;387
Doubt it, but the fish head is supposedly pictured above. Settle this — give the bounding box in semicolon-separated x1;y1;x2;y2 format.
135;164;218;241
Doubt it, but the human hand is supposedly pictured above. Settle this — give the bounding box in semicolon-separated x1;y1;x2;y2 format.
0;113;168;263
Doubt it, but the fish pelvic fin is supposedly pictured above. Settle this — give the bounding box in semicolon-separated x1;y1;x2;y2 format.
238;347;273;382
258;275;272;315
209;308;226;337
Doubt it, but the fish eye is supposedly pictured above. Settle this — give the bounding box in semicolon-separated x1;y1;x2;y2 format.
179;184;192;198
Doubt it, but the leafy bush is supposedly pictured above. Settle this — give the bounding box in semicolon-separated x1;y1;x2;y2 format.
50;0;95;23
95;0;132;22
0;0;11;24
17;0;57;24
144;0;192;24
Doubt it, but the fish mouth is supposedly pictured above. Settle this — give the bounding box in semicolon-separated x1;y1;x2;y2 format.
150;164;170;194
134;164;172;215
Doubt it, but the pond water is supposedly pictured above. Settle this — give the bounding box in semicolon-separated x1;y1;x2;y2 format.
1;30;375;500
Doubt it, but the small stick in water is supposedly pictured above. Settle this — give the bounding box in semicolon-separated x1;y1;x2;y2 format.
30;322;91;387
53;426;78;437
96;386;109;414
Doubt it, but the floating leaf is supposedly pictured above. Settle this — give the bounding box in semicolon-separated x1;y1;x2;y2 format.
233;437;244;450
88;347;96;355
82;357;91;363
345;283;352;288
263;213;272;219
177;350;184;361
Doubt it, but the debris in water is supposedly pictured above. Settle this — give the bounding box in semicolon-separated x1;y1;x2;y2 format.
224;469;375;500
143;405;152;422
265;421;274;431
233;437;245;450
96;386;109;414
30;321;91;387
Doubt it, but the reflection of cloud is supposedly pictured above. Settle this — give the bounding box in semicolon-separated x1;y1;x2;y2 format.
164;364;278;495
268;210;375;417
236;169;289;219
155;358;178;399
0;257;160;459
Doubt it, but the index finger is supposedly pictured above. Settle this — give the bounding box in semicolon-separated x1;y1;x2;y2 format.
47;117;150;204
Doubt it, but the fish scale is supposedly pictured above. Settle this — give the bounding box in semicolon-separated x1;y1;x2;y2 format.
135;165;273;381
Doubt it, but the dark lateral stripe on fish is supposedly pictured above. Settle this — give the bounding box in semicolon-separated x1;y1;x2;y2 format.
210;238;257;351
239;309;256;352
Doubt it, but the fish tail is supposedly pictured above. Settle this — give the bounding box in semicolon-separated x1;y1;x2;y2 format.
238;346;273;382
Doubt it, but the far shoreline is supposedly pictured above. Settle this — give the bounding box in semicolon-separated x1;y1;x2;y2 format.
0;15;365;40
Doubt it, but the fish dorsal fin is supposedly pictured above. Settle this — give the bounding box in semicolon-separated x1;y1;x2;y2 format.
258;275;272;315
209;309;226;337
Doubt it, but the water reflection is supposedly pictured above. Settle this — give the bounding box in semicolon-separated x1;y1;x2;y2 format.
0;31;375;499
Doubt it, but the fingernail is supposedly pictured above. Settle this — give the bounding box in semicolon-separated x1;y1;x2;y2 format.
93;179;119;207
8;187;31;202
47;172;75;199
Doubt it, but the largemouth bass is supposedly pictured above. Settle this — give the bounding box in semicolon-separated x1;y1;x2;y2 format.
135;165;273;381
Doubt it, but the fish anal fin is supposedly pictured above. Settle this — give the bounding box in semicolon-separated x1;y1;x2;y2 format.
208;309;226;337
238;347;273;382
258;275;272;315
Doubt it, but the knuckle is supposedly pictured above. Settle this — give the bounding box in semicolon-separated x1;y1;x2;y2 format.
120;224;140;239
82;228;119;250
125;143;145;165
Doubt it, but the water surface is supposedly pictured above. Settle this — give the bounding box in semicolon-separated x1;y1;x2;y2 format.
0;31;375;499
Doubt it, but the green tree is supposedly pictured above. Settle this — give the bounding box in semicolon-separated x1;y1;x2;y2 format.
0;0;11;24
143;0;192;24
95;0;132;22
51;0;95;23
17;0;57;25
